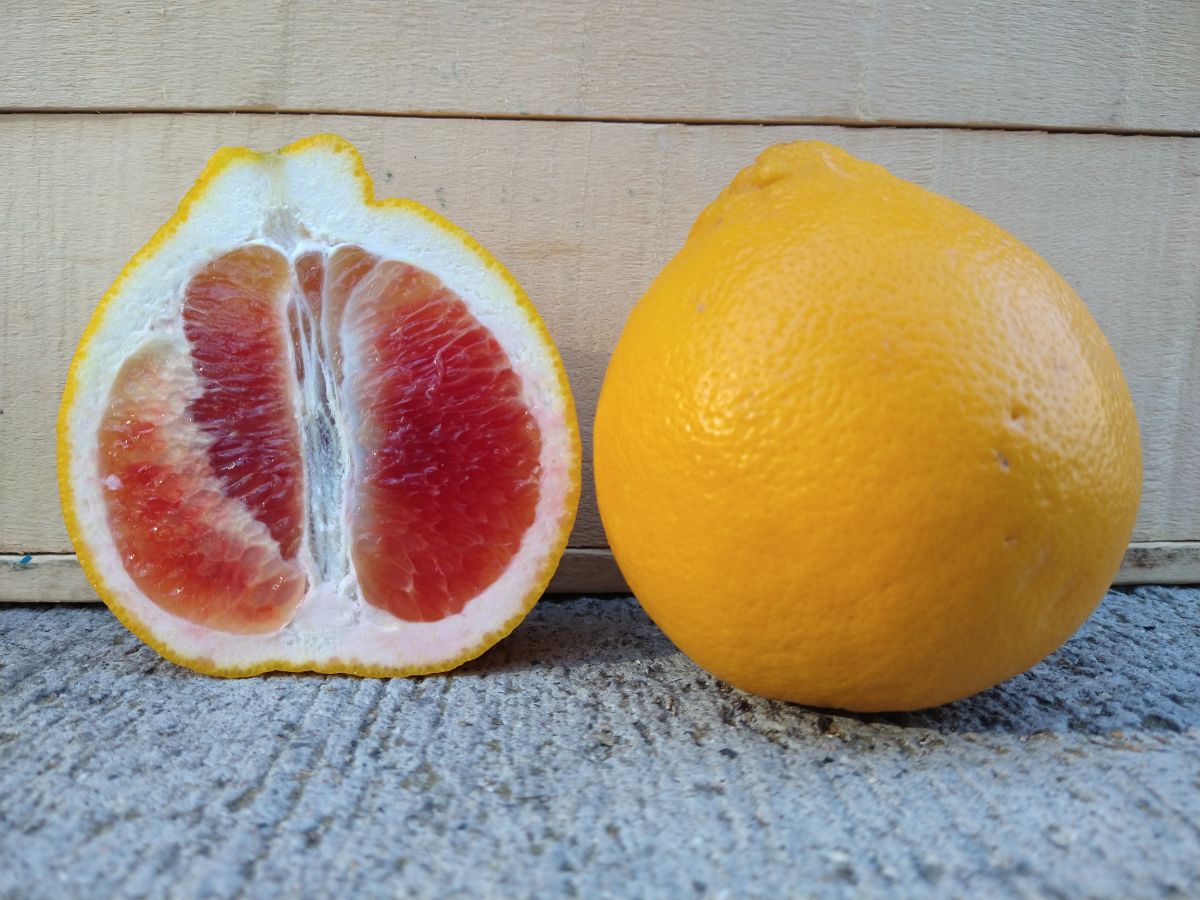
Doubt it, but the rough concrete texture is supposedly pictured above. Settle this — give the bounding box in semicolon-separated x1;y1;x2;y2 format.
1;587;1198;899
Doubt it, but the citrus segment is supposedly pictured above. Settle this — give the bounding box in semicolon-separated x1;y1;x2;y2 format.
98;346;306;635
183;245;304;561
60;134;580;676
342;258;543;622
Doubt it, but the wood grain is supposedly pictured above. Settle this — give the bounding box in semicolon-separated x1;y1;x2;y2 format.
2;2;1197;132
1;114;1197;568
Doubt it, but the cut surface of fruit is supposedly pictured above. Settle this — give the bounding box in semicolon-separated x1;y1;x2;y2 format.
60;134;579;676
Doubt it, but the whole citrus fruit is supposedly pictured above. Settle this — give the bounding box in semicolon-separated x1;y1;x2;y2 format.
594;141;1141;711
59;134;580;676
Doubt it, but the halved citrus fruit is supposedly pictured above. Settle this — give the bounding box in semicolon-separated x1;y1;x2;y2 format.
59;134;580;677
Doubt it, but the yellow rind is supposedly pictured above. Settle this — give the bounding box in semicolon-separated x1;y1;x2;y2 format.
58;133;581;678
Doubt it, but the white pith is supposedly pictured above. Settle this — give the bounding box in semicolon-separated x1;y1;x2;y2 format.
65;143;576;671
288;276;349;589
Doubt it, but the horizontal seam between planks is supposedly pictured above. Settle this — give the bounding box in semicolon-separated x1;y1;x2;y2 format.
0;107;1197;138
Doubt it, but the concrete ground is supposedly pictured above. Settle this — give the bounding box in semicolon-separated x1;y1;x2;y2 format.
1;587;1197;899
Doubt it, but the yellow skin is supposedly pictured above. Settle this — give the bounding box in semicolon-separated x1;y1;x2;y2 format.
59;135;580;677
594;141;1142;712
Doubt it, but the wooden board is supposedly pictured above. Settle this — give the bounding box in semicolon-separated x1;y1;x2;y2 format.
3;2;1198;133
1;114;1198;582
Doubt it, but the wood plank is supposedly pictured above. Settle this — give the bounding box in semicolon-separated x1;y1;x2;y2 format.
545;549;631;594
0;555;87;602
1;114;1197;559
2;2;1197;132
3;544;1196;603
1117;542;1200;585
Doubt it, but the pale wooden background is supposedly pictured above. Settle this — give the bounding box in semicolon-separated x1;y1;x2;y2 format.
2;1;1198;599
